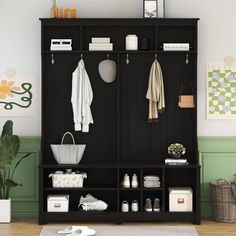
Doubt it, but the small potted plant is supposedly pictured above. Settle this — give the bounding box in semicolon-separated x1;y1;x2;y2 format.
0;120;31;223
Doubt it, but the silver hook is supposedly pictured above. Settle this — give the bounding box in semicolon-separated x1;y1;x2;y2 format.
155;53;157;61
51;54;54;65
81;54;83;60
186;54;189;65
107;54;110;59
126;54;129;64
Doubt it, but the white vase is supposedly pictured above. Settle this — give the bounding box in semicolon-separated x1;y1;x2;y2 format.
0;199;11;223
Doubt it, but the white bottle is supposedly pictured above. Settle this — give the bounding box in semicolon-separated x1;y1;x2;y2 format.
126;35;138;50
131;174;138;188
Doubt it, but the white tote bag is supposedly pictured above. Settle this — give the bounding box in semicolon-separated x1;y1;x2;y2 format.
51;132;86;164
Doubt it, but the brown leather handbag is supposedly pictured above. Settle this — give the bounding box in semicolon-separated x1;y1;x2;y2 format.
178;83;195;108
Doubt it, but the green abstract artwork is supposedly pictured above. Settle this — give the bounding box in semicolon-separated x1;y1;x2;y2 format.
207;62;236;119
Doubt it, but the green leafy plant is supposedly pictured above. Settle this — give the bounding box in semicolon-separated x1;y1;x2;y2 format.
0;120;31;199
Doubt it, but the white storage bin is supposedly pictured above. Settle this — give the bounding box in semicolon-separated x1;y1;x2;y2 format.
169;187;192;212
47;195;69;212
49;172;87;188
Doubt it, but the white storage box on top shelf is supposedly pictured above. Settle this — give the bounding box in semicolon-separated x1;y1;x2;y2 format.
47;195;69;212
169;187;193;212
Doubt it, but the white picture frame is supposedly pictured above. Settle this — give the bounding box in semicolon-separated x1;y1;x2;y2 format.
144;0;165;18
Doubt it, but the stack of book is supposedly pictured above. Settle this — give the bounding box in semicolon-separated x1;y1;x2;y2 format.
50;39;72;51
89;37;113;51
163;43;190;51
165;158;188;166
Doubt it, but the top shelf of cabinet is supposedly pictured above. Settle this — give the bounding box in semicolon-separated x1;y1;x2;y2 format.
43;50;197;55
40;18;199;26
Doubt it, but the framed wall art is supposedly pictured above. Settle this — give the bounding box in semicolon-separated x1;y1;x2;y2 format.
143;0;165;18
0;70;36;116
207;62;236;119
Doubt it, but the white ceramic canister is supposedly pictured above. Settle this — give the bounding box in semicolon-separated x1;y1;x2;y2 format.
126;35;138;50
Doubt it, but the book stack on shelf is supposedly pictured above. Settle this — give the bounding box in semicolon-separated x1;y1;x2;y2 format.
163;43;190;51
165;158;188;166
50;39;72;51
89;37;113;51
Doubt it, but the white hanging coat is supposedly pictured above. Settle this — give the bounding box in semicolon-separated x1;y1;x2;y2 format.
71;59;93;132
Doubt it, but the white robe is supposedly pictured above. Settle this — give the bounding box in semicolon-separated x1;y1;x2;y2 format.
71;59;93;132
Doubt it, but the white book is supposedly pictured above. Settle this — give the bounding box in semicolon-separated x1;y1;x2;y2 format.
163;43;190;51
89;43;113;51
50;46;72;51
92;38;110;43
165;158;187;163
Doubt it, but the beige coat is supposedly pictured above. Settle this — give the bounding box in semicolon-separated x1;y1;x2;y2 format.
146;60;165;122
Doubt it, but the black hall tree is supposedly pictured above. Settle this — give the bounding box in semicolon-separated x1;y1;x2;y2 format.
39;18;200;224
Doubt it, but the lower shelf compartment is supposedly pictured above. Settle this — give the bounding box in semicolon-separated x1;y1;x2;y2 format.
40;211;198;224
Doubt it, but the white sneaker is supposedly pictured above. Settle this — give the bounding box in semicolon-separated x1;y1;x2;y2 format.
121;200;129;212
131;174;138;188
79;194;108;211
122;174;130;188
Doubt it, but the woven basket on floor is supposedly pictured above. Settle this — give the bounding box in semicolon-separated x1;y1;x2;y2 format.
210;179;236;223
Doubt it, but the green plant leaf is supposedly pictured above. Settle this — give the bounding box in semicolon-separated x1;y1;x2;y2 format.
6;179;22;188
0;160;5;169
0;135;13;162
1;120;13;140
11;135;20;158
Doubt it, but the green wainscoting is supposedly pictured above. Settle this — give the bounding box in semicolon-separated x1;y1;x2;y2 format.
11;137;40;218
10;136;236;219
198;137;236;219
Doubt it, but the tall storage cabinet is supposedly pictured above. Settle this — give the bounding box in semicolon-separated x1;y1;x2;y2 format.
39;18;200;224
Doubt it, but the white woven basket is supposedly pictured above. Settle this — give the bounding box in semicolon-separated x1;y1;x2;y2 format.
49;172;87;188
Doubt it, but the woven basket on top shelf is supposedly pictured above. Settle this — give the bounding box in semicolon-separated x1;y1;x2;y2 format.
210;179;236;223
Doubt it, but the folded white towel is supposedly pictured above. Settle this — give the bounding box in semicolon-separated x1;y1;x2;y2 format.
144;175;160;181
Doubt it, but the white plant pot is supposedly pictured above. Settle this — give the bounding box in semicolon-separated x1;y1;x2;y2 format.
0;199;11;223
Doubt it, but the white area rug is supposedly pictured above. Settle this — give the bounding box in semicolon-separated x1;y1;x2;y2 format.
40;225;199;236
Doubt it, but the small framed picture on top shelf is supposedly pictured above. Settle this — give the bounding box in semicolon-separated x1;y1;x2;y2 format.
143;0;165;18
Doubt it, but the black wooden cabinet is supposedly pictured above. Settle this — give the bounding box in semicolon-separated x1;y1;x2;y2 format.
39;18;200;224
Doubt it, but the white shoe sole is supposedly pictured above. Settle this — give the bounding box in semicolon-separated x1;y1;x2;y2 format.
153;209;160;212
145;208;152;212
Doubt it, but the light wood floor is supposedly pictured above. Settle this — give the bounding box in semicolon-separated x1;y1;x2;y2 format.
0;219;235;236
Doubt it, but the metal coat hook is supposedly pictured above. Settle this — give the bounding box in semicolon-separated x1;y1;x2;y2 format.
155;53;157;61
186;54;189;65
126;54;129;64
81;54;83;60
51;54;55;65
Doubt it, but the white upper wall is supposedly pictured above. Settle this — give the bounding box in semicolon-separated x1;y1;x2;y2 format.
0;0;235;136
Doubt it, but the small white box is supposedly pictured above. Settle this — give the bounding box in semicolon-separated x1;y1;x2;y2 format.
47;195;69;212
169;187;192;212
92;37;110;43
